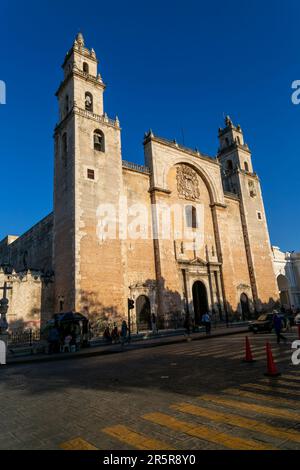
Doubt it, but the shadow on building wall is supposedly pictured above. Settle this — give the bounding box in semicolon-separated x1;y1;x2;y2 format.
75;278;280;333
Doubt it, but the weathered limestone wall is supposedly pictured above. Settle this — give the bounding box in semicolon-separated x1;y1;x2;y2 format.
0;214;53;273
74;114;126;325
216;196;253;314
122;167;157;326
53;114;77;312
122;168;156;286
0;269;54;329
239;173;279;309
144;137;225;324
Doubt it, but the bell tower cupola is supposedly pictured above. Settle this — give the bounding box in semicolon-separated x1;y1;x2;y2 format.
56;32;106;121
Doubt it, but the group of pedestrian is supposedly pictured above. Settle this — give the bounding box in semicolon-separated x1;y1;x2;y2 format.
103;321;129;346
184;311;212;336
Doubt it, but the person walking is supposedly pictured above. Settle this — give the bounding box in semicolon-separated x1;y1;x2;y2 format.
151;313;158;334
273;310;287;344
48;325;60;354
202;312;211;335
120;320;128;348
184;313;192;338
103;325;112;344
111;323;120;344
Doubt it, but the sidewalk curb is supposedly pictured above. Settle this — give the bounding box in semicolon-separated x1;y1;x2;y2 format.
5;327;248;367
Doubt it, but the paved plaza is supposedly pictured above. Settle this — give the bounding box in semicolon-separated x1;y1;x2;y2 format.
0;330;299;450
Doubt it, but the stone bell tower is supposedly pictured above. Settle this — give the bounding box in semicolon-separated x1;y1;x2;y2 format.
218;116;278;311
53;34;126;319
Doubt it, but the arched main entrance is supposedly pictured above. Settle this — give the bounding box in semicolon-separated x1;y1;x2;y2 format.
192;281;208;325
136;295;151;331
240;293;250;320
277;274;290;309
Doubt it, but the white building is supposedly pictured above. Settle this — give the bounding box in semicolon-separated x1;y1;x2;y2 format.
272;246;300;310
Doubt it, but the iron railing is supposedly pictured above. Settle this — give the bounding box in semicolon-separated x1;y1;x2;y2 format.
8;328;41;346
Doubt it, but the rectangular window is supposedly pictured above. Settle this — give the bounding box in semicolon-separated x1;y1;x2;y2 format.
257;211;262;220
87;169;95;180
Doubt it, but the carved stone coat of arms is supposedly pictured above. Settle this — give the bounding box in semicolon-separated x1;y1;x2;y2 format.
176;165;200;200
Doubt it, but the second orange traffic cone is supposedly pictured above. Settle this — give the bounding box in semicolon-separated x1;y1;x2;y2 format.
264;341;281;377
242;336;255;363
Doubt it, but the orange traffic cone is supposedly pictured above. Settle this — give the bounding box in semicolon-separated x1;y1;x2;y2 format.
264;341;281;377
242;336;255;363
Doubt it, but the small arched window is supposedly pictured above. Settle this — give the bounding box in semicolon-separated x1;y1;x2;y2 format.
85;92;93;112
225;137;230;146
185;205;197;229
226;160;233;171
236;136;241;145
94;129;105;152
83;62;89;74
244;161;249;172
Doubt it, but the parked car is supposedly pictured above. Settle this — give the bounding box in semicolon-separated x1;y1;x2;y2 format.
248;313;274;333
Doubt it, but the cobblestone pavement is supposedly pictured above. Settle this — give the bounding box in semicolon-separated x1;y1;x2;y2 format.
0;330;299;450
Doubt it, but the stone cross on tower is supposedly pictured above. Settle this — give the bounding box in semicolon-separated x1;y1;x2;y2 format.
0;281;12;300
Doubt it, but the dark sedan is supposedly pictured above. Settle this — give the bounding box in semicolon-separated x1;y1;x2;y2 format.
248;313;274;333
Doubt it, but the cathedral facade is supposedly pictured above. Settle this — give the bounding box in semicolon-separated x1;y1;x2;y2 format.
0;34;279;330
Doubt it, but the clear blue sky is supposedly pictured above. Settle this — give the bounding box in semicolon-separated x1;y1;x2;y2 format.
1;0;299;251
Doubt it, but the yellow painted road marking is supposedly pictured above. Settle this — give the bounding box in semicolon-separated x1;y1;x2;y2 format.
213;346;265;359
102;424;175;450
176;345;227;355
200;393;299;421
60;437;98;450
170;346;224;356
214;349;291;360
225;388;299;408
243;383;300;396
142;412;276;450
171;402;300;444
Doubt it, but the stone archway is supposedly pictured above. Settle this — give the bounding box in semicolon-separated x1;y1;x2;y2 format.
136;295;151;331
192;281;208;326
240;293;250;320
277;274;290;309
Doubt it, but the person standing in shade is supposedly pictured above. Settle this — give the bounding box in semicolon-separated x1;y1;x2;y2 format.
184;313;192;337
151;313;158;334
202;311;211;335
273;310;287;344
120;320;128;348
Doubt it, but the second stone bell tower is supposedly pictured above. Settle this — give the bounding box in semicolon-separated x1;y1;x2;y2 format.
218;116;278;311
53;33;126;318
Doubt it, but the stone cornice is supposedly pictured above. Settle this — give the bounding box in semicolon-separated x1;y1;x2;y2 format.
210;202;227;209
149;186;171;195
217;142;251;157
143;132;220;167
55;106;120;132
224;191;240;201
62;45;98;68
55;69;105;97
